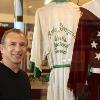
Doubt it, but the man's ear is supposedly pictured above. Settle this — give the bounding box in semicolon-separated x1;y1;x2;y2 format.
0;44;4;53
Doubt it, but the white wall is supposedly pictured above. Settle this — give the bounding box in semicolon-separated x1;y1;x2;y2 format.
0;13;35;24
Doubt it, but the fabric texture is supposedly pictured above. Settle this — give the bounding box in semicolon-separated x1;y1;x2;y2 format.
30;2;80;100
68;6;100;99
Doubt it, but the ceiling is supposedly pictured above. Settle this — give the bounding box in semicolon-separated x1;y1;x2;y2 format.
0;0;44;16
0;0;89;16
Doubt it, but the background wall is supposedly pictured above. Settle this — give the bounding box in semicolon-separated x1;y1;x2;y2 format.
0;0;90;23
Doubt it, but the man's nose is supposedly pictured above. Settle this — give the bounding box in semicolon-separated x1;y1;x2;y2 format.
15;44;22;51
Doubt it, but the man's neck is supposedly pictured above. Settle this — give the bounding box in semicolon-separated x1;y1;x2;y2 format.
2;59;20;73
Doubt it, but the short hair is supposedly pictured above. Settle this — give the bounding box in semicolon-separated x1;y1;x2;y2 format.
1;28;26;44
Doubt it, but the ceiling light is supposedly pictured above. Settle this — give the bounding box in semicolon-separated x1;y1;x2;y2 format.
44;0;52;4
28;5;32;9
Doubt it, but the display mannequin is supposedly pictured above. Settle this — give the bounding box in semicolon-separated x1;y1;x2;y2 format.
30;0;80;100
68;0;100;100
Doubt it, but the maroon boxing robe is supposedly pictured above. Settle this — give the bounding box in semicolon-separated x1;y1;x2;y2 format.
68;7;100;99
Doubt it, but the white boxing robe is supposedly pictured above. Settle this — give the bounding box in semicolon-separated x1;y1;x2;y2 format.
30;2;80;100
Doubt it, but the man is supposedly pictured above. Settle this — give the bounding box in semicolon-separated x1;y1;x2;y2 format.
0;28;31;100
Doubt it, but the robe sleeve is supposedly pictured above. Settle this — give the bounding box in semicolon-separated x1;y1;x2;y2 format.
67;7;89;96
30;10;43;79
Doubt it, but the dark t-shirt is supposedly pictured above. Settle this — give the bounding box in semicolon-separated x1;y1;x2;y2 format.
0;62;31;100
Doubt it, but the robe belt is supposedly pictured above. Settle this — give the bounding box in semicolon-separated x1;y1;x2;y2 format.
52;64;70;68
90;68;100;74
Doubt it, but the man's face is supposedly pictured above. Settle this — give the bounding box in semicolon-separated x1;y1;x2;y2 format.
1;32;27;64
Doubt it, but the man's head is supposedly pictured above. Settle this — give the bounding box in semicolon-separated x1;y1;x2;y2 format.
0;28;28;64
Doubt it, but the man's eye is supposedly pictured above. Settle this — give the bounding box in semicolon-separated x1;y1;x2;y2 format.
20;43;27;47
10;43;16;46
8;42;27;48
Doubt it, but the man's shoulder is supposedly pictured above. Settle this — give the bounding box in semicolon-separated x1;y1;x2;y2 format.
0;63;5;73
